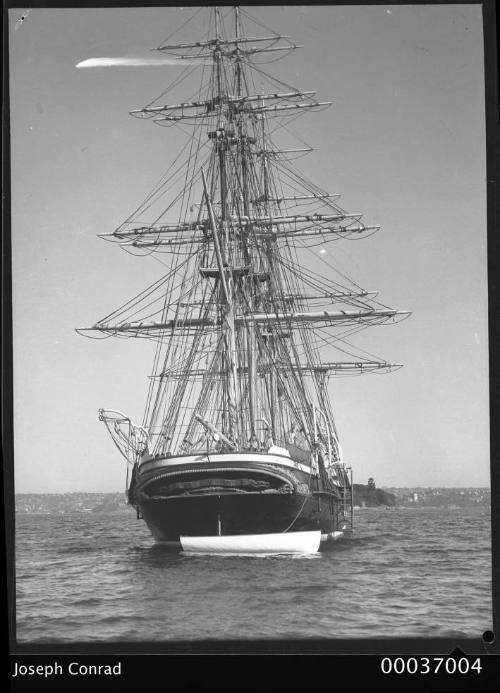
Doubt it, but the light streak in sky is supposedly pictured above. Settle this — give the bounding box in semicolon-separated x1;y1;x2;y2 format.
76;57;208;68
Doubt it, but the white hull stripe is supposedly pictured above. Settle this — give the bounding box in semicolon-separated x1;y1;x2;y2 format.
139;452;313;476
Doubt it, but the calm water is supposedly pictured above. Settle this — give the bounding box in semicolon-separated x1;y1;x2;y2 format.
15;507;492;642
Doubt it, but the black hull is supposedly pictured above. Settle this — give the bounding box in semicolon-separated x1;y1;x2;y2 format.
139;491;340;542
129;451;351;544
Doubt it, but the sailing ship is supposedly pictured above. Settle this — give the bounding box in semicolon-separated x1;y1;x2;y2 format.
78;7;409;553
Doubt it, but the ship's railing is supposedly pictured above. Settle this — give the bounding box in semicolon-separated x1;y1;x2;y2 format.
141;435;314;468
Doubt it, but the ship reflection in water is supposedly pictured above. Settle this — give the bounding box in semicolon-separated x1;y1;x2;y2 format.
16;507;491;642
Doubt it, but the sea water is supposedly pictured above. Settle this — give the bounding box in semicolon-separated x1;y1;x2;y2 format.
15;506;491;642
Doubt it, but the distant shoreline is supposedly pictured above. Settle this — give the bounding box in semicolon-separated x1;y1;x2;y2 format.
353;504;491;511
15;506;491;516
14;487;491;495
14;488;491;515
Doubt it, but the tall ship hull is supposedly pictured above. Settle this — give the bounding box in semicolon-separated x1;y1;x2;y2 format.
129;449;352;549
79;7;408;553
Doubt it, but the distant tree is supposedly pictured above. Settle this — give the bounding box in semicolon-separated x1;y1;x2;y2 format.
366;477;377;505
348;483;397;507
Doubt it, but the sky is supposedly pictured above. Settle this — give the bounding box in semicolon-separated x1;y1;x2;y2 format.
8;4;489;492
